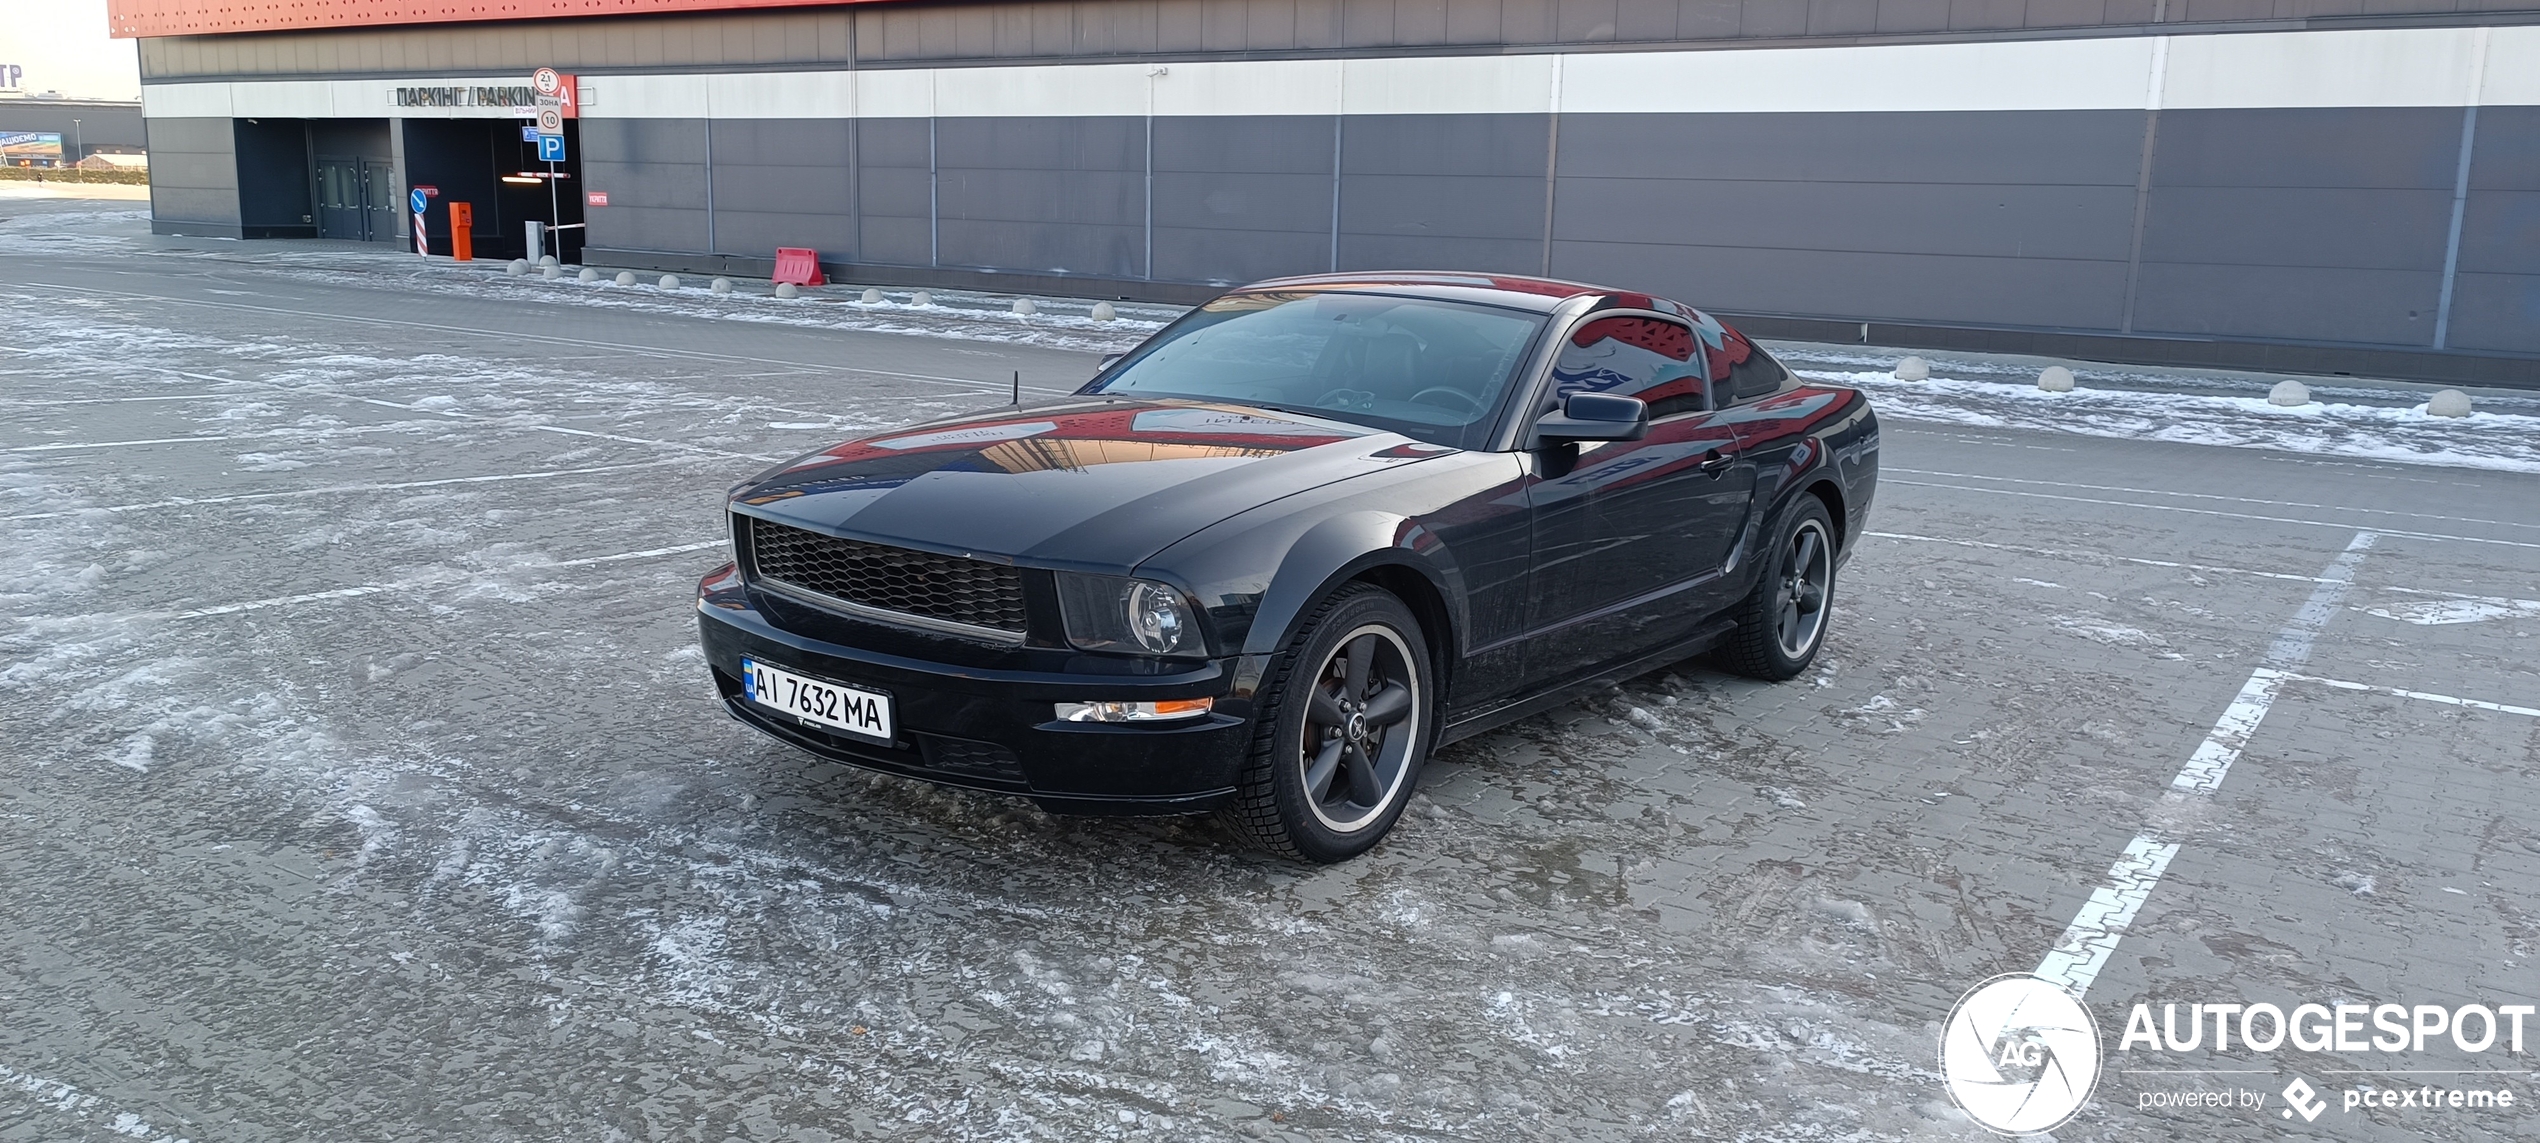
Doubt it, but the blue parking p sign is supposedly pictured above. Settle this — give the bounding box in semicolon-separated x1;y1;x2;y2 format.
537;134;567;162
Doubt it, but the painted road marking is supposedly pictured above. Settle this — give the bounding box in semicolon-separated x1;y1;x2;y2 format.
4;424;420;453
7;540;729;624
15;393;229;406
2276;672;2540;719
1;460;691;522
2033;836;2179;1000
1869;529;2540;615
1865;530;2345;585
1888;467;2539;533
25;281;1080;398
1888;479;2540;551
2033;530;2375;999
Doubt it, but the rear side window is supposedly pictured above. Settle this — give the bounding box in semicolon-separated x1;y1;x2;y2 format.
1704;324;1789;403
1550;315;1707;419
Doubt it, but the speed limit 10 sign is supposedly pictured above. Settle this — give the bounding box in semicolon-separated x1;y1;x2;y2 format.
537;105;563;134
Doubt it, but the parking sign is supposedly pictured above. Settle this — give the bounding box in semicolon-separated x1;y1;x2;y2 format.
538;134;567;162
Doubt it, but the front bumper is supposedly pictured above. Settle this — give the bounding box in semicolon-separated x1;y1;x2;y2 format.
696;564;1251;815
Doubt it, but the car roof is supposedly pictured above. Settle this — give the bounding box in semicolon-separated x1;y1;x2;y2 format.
1235;271;1704;322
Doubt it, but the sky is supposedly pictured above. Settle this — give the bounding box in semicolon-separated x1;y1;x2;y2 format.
3;1;141;101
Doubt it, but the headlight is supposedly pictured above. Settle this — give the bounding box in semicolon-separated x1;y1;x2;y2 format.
1056;572;1206;657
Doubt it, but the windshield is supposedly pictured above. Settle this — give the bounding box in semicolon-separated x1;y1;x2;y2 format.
1082;290;1549;448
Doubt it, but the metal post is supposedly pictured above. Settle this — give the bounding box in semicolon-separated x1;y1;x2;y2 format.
71;119;82;164
548;159;560;259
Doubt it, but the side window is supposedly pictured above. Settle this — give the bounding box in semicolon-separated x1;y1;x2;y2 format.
1703;323;1789;403
1549;315;1707;420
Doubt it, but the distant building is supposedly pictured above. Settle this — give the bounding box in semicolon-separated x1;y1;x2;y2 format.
112;1;2540;383
76;152;149;171
0;97;144;166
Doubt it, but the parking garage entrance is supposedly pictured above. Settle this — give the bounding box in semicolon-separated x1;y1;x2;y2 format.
401;118;584;263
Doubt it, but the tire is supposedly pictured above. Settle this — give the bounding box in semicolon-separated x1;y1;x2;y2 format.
1227;583;1434;863
1719;496;1839;681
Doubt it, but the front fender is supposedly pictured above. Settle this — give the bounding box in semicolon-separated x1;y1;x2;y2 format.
1231;511;1465;659
1138;451;1526;691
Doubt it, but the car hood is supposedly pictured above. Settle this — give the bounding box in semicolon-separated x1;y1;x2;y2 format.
731;397;1452;571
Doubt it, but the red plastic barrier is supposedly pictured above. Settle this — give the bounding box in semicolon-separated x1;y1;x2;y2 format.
772;247;827;287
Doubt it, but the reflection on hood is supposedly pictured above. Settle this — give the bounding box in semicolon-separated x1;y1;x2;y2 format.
742;400;1366;504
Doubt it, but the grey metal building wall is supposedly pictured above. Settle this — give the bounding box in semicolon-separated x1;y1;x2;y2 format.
135;1;2539;78
0;100;147;159
141;117;241;231
134;3;2540;383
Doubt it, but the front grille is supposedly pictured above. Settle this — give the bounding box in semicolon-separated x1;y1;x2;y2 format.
744;517;1029;637
916;734;1026;783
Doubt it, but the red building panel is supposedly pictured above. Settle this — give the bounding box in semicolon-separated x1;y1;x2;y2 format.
108;0;886;39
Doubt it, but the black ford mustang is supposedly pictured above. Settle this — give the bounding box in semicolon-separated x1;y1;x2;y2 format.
696;273;1878;861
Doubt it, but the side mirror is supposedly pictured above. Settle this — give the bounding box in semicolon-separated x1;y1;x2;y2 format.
1535;392;1649;443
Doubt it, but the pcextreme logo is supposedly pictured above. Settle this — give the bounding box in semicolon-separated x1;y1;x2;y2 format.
1939;974;2103;1135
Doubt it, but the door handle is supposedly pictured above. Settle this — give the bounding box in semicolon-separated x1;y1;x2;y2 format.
1698;448;1736;476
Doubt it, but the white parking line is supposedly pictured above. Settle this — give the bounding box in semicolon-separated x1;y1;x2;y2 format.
2033;530;2375;999
1889;467;2540;533
5;424;420;453
1864;529;2342;585
31;281;1080;396
1889;479;2540;551
15;393;228;406
2276;672;2540;718
1870;529;2540;612
2033;837;2179;999
145;540;725;621
1;460;689;522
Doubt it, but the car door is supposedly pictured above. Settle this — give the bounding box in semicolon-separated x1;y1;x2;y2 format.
1522;312;1760;686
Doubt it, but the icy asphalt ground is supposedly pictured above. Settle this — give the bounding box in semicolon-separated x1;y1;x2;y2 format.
1;199;2536;1143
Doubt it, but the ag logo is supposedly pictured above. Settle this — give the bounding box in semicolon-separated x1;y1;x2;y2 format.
1940;973;2104;1134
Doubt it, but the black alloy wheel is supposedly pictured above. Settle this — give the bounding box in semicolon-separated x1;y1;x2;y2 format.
1229;584;1433;862
1721;496;1838;680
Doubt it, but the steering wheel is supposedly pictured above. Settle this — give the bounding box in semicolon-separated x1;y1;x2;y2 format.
1409;386;1482;414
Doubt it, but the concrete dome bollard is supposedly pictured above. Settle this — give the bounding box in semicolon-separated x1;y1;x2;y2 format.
1091;301;1116;321
658;274;681;290
577;267;599;283
613;271;637;286
1893;356;1930;381
911;290;932;307
775;282;799;299
2268;380;2312;407
540;264;563;280
711;277;734;294
2426;389;2473;417
1011;298;1037;316
2037;365;2076;392
538;254;560;269
506;258;530;276
861;287;884;304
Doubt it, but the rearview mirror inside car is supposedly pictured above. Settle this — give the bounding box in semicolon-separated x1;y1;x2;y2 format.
1535;392;1650;443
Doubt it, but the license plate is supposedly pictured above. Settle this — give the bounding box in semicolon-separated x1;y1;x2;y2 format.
741;657;893;742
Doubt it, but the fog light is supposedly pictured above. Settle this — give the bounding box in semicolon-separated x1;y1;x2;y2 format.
1054;698;1214;723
